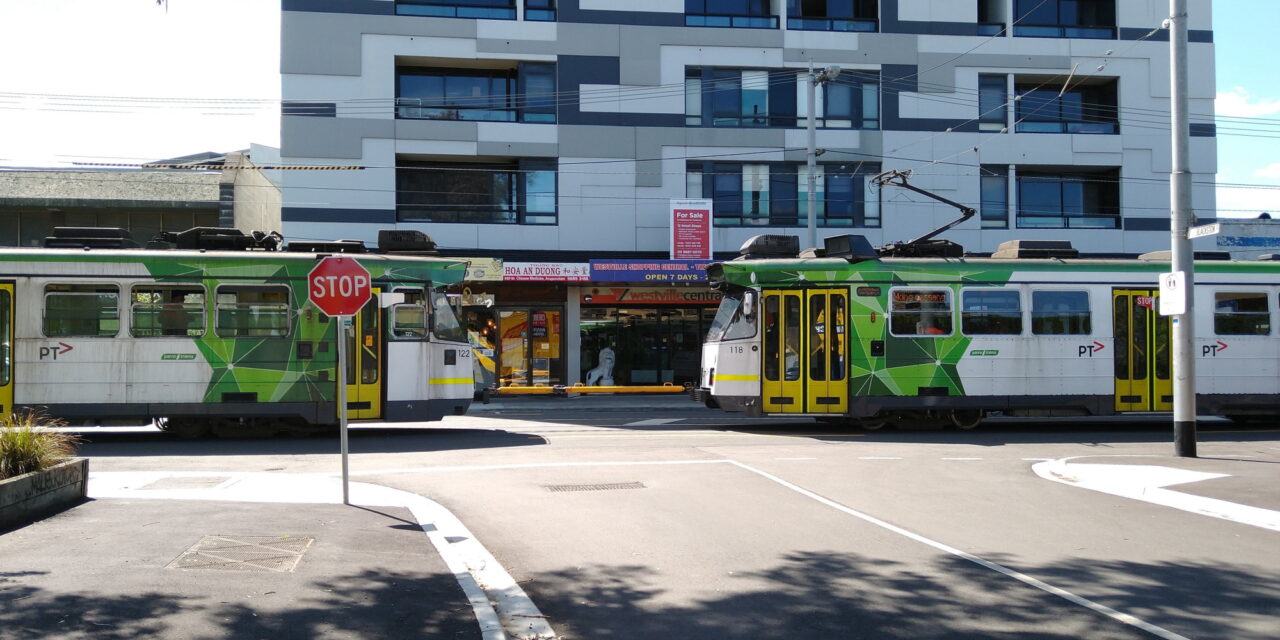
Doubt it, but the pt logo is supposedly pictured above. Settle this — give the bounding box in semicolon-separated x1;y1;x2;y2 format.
1078;341;1106;357
39;342;73;360
1202;340;1228;357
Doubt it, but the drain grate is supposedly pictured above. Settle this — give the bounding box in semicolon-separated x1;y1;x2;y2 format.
544;481;645;493
140;477;231;491
166;535;313;573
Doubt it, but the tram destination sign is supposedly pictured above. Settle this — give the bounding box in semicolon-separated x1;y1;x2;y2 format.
308;256;371;317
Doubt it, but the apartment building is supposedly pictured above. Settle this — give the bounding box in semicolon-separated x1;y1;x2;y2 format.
280;0;1217;388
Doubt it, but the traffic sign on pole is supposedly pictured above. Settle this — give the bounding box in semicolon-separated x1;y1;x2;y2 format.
308;256;372;317
307;256;371;505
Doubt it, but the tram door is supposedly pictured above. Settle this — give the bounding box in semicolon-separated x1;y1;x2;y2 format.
1113;289;1172;412
761;289;848;414
345;290;383;420
0;283;12;417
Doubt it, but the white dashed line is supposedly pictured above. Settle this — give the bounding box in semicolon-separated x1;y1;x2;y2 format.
624;418;684;426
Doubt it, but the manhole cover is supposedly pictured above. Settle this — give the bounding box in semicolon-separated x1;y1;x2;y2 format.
167;536;313;572
140;477;231;490
545;481;645;493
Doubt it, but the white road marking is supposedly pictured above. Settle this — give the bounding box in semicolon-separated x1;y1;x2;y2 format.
1034;458;1280;533
1022;458;1054;462
727;460;1191;640
623;418;684;426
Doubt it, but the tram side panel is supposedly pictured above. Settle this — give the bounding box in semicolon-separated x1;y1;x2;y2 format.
1191;283;1280;415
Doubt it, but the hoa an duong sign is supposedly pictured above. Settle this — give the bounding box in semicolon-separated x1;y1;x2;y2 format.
670;199;712;260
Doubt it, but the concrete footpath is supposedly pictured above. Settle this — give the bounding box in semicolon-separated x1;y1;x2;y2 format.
0;473;554;640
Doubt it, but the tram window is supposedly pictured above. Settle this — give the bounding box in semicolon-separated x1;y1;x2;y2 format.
890;289;952;336
1031;290;1091;335
131;285;205;337
391;288;428;339
1214;292;1270;335
431;290;466;342
215;285;290;338
707;291;756;341
961;289;1022;335
44;284;120;337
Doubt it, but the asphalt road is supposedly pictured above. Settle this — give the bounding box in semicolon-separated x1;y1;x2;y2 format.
73;410;1280;640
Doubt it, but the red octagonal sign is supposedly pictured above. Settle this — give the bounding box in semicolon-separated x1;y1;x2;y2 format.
308;256;371;317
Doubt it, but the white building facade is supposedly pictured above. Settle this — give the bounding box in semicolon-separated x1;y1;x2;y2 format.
279;0;1218;388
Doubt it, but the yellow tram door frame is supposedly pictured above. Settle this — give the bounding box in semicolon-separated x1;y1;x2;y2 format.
761;290;804;413
346;288;383;420
804;289;848;414
1113;289;1172;412
0;282;12;419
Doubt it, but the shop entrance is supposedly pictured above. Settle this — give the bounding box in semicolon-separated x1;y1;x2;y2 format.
498;308;563;387
579;307;716;386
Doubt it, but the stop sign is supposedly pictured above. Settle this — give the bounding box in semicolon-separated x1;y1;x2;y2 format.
308;256;371;317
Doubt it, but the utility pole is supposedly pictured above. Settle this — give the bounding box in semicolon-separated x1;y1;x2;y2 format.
1169;0;1197;457
806;62;840;250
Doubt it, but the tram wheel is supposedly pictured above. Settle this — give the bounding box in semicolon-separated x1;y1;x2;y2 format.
858;417;886;430
161;418;211;439
949;410;984;430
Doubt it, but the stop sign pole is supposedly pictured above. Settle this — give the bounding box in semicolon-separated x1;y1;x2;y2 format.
308;256;372;505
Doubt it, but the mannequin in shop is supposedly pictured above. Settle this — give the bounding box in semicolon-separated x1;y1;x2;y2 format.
585;346;616;386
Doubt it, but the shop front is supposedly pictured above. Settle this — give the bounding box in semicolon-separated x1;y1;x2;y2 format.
455;258;719;391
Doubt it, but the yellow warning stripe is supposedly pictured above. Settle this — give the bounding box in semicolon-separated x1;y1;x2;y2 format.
716;374;759;382
71;162;364;171
429;378;474;385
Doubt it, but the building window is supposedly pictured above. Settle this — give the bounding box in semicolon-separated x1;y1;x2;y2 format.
684;68;876;129
1013;0;1115;39
962;289;1022;335
397;159;557;225
396;62;555;123
524;0;555;20
978;75;1007;131
396;0;516;19
1214;292;1270;335
689;162;880;227
685;0;777;28
131;285;206;338
977;0;1006;35
43;284;119;338
215;286;291;338
1016;78;1117;134
1031;290;1091;335
980;165;1009;229
1017;168;1119;229
787;0;876;32
890;289;953;337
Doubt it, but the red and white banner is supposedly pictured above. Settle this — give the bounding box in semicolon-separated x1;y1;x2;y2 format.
670;199;712;260
503;261;590;281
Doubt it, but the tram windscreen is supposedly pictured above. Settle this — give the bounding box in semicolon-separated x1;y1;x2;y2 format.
706;290;756;341
431;290;466;342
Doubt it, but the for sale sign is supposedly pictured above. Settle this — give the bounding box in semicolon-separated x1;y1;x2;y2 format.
670;199;712;260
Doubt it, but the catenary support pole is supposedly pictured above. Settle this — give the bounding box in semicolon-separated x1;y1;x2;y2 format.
1169;0;1197;457
806;61;818;251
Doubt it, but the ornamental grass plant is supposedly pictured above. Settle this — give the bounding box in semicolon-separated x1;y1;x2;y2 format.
0;411;79;480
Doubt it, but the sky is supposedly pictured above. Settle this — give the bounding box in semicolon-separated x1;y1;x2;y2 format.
0;0;1276;218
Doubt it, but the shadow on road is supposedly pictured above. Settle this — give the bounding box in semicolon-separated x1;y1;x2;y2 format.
74;427;546;458
525;551;1279;640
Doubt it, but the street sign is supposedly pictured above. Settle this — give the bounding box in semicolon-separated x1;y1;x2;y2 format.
1159;271;1186;316
1188;223;1221;239
307;256;371;506
308;256;371;317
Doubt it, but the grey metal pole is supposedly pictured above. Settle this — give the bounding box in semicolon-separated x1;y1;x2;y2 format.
806;61;818;251
338;315;351;502
1169;0;1197;457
